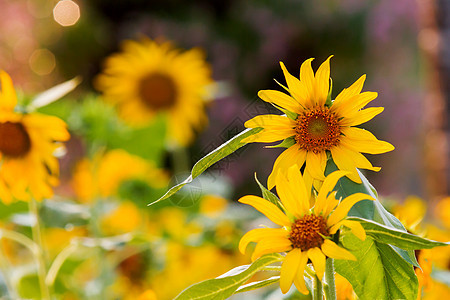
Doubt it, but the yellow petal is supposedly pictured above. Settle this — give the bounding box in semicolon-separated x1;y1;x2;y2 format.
287;164;310;213
330;220;366;241
276;170;302;218
340;127;395;154
329;146;362;183
333;74;366;108
239;195;291;226
305;151;327;180
314;56;332;106
239;228;288;254
280;248;302;294
244;114;295;130
321;239;356;261
279;62;309;107
341;107;384;127
323;191;339;217
314;170;348;215
299;58;315;105
251;238;292;261
307;247;326;281
268;145;306;190
327;193;375;226
242;129;295;143
293;251;310;295
258;89;303;114
0;70;17;110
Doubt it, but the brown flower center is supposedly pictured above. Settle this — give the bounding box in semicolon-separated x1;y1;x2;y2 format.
289;215;330;251
294;107;340;153
0;121;31;158
138;73;178;110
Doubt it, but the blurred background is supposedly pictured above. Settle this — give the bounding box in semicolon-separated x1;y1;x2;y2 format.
0;0;449;299
2;0;448;202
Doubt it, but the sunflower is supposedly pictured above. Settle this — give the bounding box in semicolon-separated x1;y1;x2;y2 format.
239;166;373;294
243;56;394;189
94;38;213;146
0;71;69;203
71;149;169;203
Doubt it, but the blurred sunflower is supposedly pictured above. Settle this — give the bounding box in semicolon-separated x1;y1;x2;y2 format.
239;166;373;294
71;149;168;202
0;71;69;203
243;57;394;189
95;38;213;146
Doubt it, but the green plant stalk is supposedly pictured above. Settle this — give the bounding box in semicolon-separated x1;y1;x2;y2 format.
46;242;79;286
29;198;51;300
325;258;337;300
312;274;323;300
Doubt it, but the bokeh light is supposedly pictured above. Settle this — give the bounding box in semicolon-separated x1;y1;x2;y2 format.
53;0;80;27
28;48;56;75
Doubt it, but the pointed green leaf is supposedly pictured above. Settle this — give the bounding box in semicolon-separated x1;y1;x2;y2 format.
335;234;418;300
28;76;81;111
174;253;283;300
149;127;262;205
254;173;283;210
325;158;418;266
348;217;449;250
235;276;280;294
265;136;296;149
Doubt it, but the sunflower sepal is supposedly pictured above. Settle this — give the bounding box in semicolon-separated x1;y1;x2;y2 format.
274;105;298;120
254;173;284;210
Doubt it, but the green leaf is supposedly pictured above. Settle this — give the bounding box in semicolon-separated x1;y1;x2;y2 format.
325;158;418;266
149;127;262;205
174;253;283;300
254;173;282;209
335;234;418;300
348;217;449;250
235;276;280;294
265;136;296;149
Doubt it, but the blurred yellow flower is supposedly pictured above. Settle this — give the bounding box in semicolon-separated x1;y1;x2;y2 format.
199;194;228;217
392;195;427;232
100;201;142;235
435;196;450;229
43;226;86;257
151;242;245;299
71;149;168;202
239;166;373;294
243;57;394;189
95;38;213;146
0;71;70;203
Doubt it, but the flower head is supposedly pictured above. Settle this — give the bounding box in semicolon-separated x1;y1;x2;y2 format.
243;57;394;189
95;38;214;146
239;166;373;294
0;71;69;203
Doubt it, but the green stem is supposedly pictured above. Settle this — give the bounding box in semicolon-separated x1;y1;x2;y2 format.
325;258;336;300
29;199;51;300
312;274;323;300
46;242;79;287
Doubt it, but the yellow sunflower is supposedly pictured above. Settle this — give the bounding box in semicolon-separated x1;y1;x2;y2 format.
243;56;394;189
94;38;213;146
71;149;169;202
239;166;373;294
0;71;69;203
